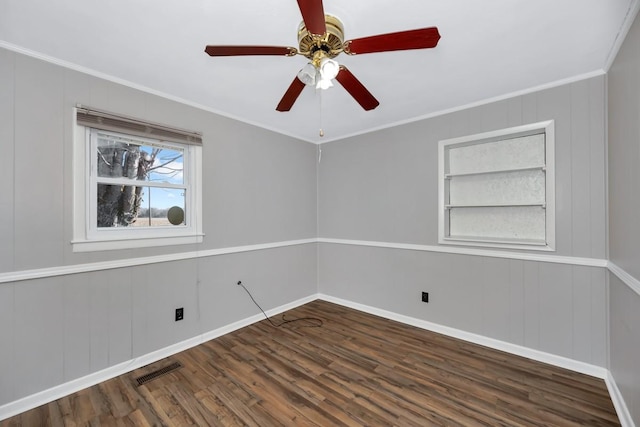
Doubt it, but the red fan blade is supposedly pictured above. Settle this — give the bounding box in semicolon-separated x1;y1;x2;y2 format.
297;0;326;36
344;27;441;55
204;45;297;57
276;76;306;111
335;66;380;111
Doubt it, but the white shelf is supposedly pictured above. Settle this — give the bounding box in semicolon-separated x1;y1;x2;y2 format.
444;165;545;179
445;203;546;209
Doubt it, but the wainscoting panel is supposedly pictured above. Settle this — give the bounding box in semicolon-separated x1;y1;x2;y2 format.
318;242;608;368
0;244;318;409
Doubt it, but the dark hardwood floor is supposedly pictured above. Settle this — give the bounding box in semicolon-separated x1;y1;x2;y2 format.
1;300;620;426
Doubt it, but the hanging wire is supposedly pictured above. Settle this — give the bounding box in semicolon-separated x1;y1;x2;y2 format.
318;87;324;138
237;281;323;328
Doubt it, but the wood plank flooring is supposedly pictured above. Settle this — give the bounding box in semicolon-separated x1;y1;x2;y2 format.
1;300;620;426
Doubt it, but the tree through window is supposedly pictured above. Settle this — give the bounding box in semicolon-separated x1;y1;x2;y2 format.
93;131;187;229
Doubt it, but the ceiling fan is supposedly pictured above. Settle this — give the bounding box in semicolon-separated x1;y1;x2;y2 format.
204;0;440;112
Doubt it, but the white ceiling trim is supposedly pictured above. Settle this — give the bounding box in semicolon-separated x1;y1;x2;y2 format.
604;0;640;71
0;40;315;144
0;40;609;146
1;0;633;142
314;69;607;144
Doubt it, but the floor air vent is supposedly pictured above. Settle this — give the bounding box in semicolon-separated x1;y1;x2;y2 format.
135;361;182;386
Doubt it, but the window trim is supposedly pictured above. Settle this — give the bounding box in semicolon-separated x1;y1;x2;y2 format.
72;109;204;252
438;120;555;252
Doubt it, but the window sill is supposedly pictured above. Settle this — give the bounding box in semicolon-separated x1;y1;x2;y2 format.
71;233;204;252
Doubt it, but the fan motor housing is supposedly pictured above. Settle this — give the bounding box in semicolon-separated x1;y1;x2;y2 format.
298;15;344;59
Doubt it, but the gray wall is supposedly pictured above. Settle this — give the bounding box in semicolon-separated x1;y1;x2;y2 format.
0;47;318;406
608;8;640;424
318;75;609;366
609;275;640;423
0;50;318;273
3;18;637;416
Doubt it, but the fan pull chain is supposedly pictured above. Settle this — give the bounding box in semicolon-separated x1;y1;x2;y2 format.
318;88;324;138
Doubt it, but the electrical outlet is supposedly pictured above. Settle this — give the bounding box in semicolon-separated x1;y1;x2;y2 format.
421;292;429;303
175;307;184;321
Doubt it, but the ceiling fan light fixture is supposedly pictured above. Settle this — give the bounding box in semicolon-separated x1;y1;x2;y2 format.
316;77;334;90
319;57;339;80
311;57;339;90
205;3;440;113
297;63;317;86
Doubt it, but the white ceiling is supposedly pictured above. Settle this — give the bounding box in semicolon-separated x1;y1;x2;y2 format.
0;0;636;143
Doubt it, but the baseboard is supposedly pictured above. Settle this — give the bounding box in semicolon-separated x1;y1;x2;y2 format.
319;294;639;426
606;371;636;427
0;293;318;421
318;294;608;378
2;293;634;426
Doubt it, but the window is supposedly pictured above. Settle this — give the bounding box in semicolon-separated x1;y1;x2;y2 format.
73;106;203;252
438;121;555;251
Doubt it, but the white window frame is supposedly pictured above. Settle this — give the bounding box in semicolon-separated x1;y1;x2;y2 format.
72;110;203;252
438;120;555;251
